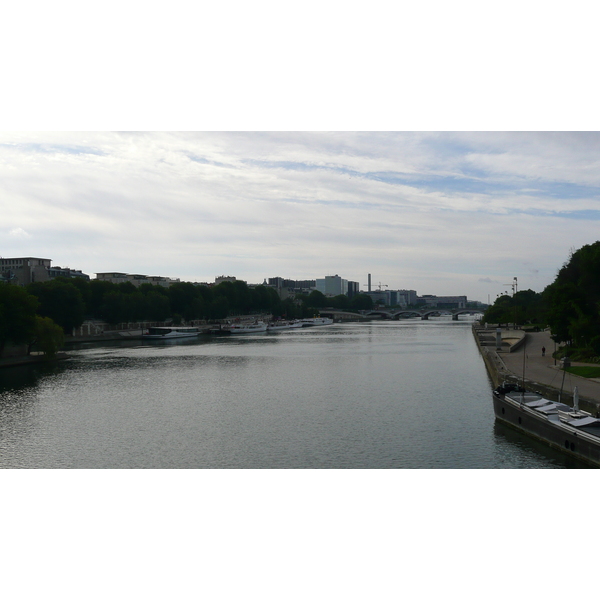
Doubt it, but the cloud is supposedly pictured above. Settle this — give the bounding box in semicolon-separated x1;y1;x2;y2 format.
1;132;600;302
8;227;30;238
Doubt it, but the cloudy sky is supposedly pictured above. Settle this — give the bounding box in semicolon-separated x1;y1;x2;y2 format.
2;131;600;302
3;4;599;304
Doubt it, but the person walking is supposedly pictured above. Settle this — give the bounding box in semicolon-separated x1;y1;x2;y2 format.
542;346;546;357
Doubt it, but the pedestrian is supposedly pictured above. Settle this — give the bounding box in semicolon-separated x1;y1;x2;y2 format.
542;346;546;357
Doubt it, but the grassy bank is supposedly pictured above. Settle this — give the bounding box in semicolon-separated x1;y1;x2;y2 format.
566;366;600;379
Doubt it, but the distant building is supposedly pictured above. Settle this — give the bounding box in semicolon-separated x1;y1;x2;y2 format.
1;257;52;285
268;277;286;288
215;275;237;285
398;289;418;306
48;266;90;280
388;290;401;306
316;275;348;297
95;272;179;287
266;277;316;299
347;281;360;298
364;290;407;307
1;257;91;286
95;272;128;284
365;290;389;305
268;277;316;290
417;295;467;309
267;274;361;299
295;279;317;290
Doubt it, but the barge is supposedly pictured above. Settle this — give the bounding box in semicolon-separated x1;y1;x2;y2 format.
493;382;600;467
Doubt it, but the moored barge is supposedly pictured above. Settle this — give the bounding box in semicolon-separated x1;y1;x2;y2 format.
493;382;600;467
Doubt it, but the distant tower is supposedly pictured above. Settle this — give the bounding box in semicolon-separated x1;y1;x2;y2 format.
368;273;372;293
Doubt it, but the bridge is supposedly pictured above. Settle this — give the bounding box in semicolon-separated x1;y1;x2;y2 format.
319;308;484;321
365;308;482;320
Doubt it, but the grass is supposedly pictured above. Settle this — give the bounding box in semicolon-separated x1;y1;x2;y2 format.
566;366;600;378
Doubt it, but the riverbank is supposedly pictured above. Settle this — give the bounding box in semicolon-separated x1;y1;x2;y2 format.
473;324;600;415
0;352;70;369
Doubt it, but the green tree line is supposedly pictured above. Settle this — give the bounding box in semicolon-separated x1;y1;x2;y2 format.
24;278;374;327
1;277;374;356
0;284;64;358
482;241;600;357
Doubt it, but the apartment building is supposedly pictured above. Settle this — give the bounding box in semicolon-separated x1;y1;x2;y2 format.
417;295;467;309
95;272;179;287
1;257;92;286
48;266;90;280
316;275;349;297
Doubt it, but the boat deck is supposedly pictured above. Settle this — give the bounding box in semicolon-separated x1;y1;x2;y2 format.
505;391;600;440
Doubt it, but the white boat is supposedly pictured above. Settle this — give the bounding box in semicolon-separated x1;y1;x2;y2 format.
267;320;303;331
299;317;334;327
143;327;201;339
225;321;268;334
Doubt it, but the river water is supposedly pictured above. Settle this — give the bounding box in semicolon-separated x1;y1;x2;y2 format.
0;318;587;468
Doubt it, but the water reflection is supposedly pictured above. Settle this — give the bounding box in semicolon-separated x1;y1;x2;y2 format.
492;421;590;469
0;361;65;393
0;319;578;468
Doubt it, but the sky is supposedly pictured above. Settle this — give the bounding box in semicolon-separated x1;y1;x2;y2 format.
2;131;600;303
3;5;600;305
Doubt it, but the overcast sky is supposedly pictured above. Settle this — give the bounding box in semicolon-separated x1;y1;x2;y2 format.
2;131;600;303
3;4;599;305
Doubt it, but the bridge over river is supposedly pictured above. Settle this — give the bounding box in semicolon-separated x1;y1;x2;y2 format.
320;308;483;321
367;308;483;320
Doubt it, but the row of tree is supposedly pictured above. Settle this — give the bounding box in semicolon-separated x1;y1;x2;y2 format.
24;278;374;328
482;241;600;355
5;242;600;357
0;285;64;357
0;277;375;356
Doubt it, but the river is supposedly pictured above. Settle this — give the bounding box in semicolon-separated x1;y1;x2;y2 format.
0;318;588;468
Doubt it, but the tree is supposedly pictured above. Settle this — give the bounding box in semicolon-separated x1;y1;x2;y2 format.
30;316;64;357
169;282;200;320
281;297;301;319
349;294;373;311
306;290;327;308
101;291;127;324
0;284;39;357
209;296;229;320
58;276;92;315
482;289;543;327
89;279;115;318
331;294;350;310
251;285;281;314
543;241;600;345
28;280;85;332
145;291;171;321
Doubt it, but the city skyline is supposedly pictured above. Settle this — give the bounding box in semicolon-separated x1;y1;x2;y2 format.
3;132;600;304
1;258;478;307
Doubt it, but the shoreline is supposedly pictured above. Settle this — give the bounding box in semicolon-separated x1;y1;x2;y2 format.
473;323;600;415
0;352;70;369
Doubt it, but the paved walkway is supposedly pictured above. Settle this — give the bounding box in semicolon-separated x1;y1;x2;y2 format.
496;329;600;404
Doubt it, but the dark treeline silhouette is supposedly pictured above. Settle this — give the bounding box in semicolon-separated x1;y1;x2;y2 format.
20;278;375;330
482;241;600;358
543;241;600;353
0;275;370;356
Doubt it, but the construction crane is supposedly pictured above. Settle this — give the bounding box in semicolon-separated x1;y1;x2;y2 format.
364;281;389;291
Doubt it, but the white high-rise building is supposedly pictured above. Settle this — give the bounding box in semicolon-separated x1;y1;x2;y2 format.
316;274;348;296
